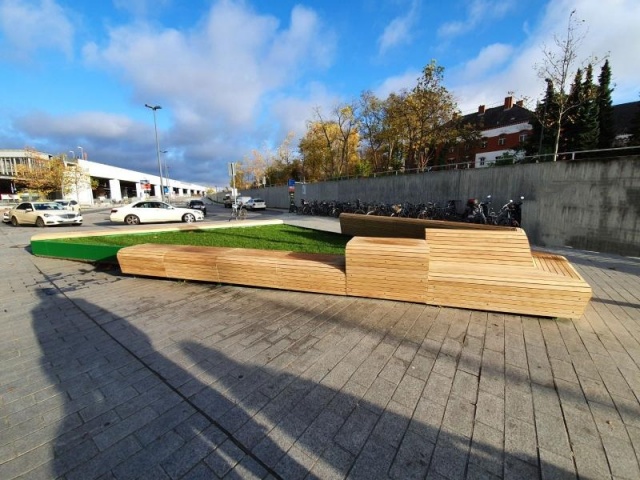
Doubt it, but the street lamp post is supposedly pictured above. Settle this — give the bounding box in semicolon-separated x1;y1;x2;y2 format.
144;104;165;202
160;150;170;201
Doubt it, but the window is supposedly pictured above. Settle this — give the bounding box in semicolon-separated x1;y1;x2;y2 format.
481;139;488;149
498;136;506;146
479;157;486;166
519;133;527;143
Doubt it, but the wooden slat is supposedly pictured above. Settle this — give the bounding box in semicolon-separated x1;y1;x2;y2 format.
117;244;170;277
425;228;534;267
346;236;429;303
339;213;517;239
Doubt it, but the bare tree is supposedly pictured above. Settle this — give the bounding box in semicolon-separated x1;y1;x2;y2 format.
536;10;599;161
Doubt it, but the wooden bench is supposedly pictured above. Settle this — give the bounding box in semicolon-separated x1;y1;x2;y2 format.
424;228;592;319
346;237;430;303
339;212;517;239
116;230;591;319
117;244;347;296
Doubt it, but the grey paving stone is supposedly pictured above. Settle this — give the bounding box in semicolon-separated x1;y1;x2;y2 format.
475;390;504;432
505;416;538;465
334;406;379;455
389;430;434;480
539;448;577;480
346;438;396;480
468;421;504;477
451;369;479;404
204;439;246;477
428;435;471;480
308;442;354;480
504;453;540;479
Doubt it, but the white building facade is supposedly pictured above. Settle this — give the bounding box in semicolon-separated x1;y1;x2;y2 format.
0;149;208;204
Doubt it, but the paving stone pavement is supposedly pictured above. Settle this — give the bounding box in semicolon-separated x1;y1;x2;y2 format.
1;217;640;479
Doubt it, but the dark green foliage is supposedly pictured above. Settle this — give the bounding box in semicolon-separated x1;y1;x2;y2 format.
563;68;584;152
526;79;559;159
575;64;600;150
597;60;615;148
629;101;640;146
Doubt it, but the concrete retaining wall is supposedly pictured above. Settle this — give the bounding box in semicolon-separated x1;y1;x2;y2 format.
235;156;640;257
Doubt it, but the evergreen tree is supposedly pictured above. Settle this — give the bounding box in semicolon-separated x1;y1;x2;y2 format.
563;68;583;152
576;64;600;150
597;59;615;148
526;79;559;159
629;100;640;146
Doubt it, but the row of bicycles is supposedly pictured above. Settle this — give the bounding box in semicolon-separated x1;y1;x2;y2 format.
291;195;524;227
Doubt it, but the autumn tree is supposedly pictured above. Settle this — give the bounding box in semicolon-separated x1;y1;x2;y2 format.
299;104;360;180
14;148;66;199
357;91;392;172
384;61;467;171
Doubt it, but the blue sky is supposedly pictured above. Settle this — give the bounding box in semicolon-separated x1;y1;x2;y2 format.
1;0;638;188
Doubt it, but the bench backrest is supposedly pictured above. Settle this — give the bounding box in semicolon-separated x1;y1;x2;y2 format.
339;213;517;239
425;228;534;267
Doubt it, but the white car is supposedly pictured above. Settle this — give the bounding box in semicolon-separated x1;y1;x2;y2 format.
110;200;205;225
245;198;266;210
54;199;80;212
7;201;83;227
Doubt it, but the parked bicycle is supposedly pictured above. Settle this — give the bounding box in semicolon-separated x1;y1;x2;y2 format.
229;202;247;221
495;196;524;227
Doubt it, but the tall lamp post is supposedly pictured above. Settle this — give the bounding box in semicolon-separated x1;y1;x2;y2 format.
144;104;165;202
160;150;173;202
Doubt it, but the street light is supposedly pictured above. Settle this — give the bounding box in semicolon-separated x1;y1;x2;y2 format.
160;150;170;200
144;104;164;202
77;146;83;160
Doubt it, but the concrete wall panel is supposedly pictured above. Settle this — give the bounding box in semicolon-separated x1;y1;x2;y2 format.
239;157;640;256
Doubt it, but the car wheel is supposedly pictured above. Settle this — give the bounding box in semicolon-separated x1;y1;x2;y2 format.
35;217;45;228
125;215;140;225
182;213;196;223
11;216;19;226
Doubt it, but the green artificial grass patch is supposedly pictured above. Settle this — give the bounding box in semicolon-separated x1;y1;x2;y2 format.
53;224;351;255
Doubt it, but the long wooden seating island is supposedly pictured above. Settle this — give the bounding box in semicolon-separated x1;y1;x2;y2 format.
116;221;592;319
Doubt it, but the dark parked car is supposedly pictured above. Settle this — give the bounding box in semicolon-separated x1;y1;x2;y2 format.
186;199;207;215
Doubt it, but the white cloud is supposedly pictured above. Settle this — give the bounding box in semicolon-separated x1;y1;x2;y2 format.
377;0;420;55
438;0;516;38
374;70;421;98
449;0;640;113
85;2;334;129
456;43;514;80
0;0;74;61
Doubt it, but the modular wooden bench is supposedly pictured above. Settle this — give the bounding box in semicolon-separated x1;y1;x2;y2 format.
424;228;592;319
116;230;591;319
117;244;347;296
339;212;517;239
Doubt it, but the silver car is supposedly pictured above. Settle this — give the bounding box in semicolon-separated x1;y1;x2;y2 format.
8;201;83;227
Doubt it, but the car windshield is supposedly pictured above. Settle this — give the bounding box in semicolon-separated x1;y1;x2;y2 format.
35;203;63;211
